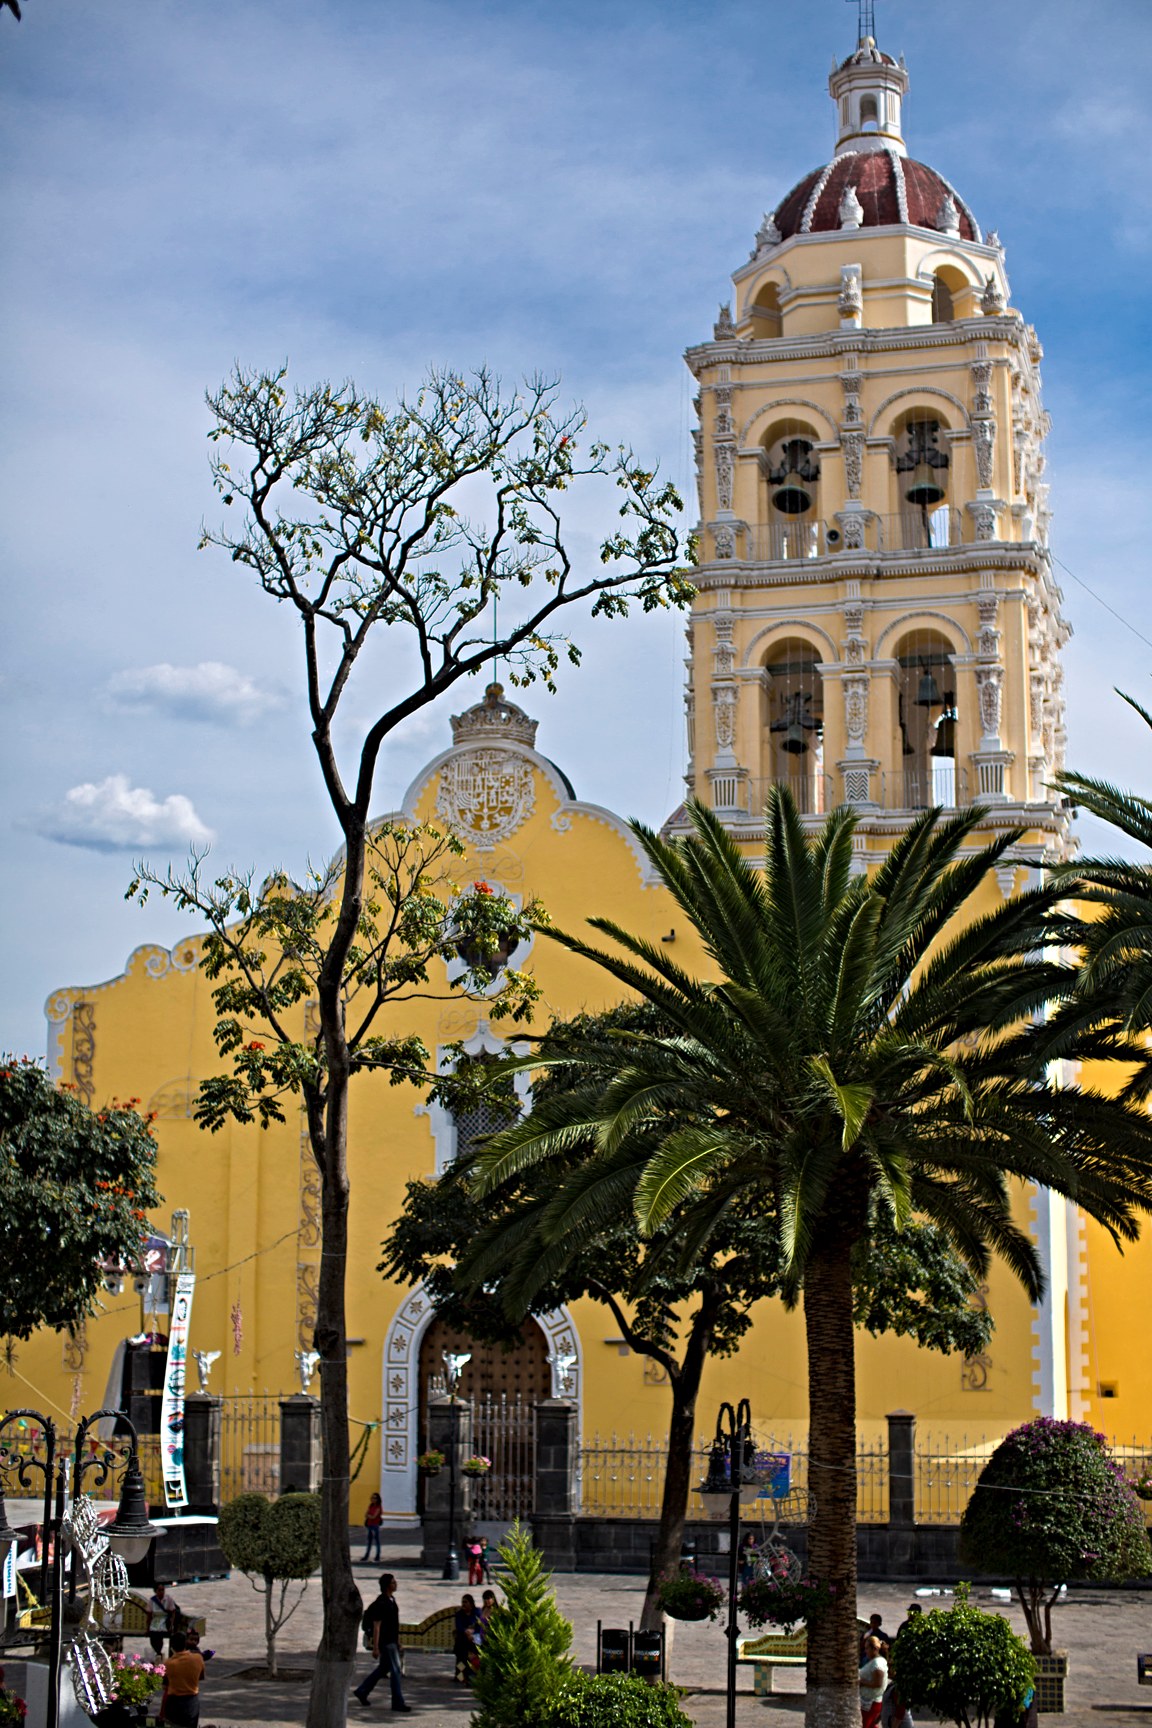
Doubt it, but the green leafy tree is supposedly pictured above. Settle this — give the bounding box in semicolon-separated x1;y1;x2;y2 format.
127;361;691;1728
890;1584;1035;1728
0;1057;160;1344
471;1521;572;1728
474;793;1152;1728
384;1004;994;1632
544;1673;693;1728
959;1418;1151;1653
217;1491;322;1677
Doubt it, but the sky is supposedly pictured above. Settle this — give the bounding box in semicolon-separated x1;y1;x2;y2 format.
2;0;1151;1059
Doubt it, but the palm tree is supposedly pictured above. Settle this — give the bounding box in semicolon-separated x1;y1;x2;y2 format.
475;791;1152;1728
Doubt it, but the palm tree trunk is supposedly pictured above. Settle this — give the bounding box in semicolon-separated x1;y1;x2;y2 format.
802;1237;860;1728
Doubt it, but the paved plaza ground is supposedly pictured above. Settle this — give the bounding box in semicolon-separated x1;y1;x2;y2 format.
131;1553;1152;1727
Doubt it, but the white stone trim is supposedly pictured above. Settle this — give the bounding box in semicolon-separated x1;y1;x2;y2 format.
378;1285;583;1524
421;1022;532;1177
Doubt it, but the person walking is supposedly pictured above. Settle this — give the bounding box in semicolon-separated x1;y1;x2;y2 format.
158;1630;205;1726
353;1573;411;1713
148;1583;179;1656
362;1492;384;1564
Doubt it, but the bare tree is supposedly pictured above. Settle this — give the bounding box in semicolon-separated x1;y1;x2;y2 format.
131;364;691;1728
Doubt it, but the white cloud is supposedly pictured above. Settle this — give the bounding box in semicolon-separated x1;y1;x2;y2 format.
105;661;283;725
33;775;215;853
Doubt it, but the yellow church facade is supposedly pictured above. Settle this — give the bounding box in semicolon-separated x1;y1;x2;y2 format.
5;33;1149;1518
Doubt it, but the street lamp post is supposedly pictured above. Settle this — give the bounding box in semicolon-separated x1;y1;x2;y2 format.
440;1352;471;1584
0;1406;160;1728
698;1398;756;1728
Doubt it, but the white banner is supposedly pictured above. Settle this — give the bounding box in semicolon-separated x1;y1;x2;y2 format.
2;1536;15;1599
161;1272;195;1510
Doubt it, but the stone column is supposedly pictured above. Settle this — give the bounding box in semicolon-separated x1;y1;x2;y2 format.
532;1399;578;1570
279;1394;321;1495
183;1393;222;1513
887;1409;916;1573
420;1397;474;1572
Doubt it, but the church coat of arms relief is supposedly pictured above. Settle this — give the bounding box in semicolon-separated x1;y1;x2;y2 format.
435;746;536;851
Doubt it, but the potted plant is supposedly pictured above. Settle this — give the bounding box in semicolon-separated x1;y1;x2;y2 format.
417;1449;445;1476
655;1567;725;1622
960;1418;1152;1711
0;1668;28;1726
462;1453;492;1477
739;1574;834;1634
91;1653;165;1726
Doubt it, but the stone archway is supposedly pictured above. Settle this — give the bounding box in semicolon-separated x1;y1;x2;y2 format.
378;1284;583;1523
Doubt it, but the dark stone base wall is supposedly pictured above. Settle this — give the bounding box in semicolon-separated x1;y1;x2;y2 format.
557;1517;966;1581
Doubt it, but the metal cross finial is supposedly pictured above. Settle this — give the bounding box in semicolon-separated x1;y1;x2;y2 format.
847;0;876;41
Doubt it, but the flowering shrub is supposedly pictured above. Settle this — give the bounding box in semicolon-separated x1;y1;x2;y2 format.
463;1454;492;1474
738;1574;835;1632
109;1654;166;1705
959;1417;1151;1653
655;1568;725;1622
0;1667;27;1724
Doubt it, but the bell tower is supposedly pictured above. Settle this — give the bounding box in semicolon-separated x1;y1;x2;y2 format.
678;32;1069;880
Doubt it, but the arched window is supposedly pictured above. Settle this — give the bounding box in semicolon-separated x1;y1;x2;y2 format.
931;274;955;322
749;282;782;340
892;629;960;809
860;94;879;130
891;412;952;549
929;264;969;324
761;421;821;560
763;640;824;814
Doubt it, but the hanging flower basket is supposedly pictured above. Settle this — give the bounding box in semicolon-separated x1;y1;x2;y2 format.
739;1574;836;1633
0;1681;28;1726
417;1450;445;1476
462;1454;492;1477
656;1568;725;1623
1133;1474;1152;1501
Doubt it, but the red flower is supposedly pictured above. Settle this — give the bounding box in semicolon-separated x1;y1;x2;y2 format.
472;881;493;895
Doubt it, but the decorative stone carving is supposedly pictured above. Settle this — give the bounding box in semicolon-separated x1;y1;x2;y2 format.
843;765;872;805
843;675;869;745
970;361;993;416
839;185;864;230
970;502;998;542
841;511;865;551
714;386;733;437
986;230;1003;252
715;441;735;511
838;264;863;320
450;682;538;749
843;602;864;635
436;747;536;851
753;212;781;255
976;665;1003;738
1030;671;1046;734
973;417;996;489
981;274;1006;315
713;684;737;751
977;592;1000;657
844;634;866;665
842;430;864;499
936;192;960;236
713;619;735;674
713;523;736;560
714;302;736;339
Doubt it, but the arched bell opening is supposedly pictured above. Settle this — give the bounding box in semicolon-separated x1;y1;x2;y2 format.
748;281;783;341
760;421;822;560
893;629;960;810
763;640;825;814
890;410;952;549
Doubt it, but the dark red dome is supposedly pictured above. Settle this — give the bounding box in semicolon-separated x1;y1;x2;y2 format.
772;150;979;242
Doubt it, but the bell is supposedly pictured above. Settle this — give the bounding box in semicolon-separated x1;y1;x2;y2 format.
772;486;812;516
915;670;942;708
781;721;809;755
905;480;947;509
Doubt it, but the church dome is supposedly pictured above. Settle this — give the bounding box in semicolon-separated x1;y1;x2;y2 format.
771;150;980;242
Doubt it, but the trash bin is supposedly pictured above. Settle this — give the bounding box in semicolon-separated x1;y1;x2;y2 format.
631;1628;664;1683
598;1625;631;1674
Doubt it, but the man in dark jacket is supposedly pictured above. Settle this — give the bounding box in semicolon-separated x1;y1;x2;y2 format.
354;1573;411;1711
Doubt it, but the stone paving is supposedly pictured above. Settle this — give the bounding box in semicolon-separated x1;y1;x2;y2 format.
136;1556;1152;1727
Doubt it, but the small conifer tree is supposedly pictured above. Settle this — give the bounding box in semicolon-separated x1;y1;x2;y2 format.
471;1521;573;1728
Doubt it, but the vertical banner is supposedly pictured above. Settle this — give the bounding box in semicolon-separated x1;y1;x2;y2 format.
2;1535;15;1600
161;1272;195;1510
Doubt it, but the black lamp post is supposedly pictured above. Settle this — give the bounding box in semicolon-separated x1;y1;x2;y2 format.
0;1406;160;1728
440;1351;471;1584
697;1398;756;1728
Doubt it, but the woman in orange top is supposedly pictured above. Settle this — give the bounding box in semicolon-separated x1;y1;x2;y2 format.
159;1630;205;1727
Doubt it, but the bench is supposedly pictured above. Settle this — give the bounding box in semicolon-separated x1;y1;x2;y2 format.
736;1628;807;1695
398;1606;456;1652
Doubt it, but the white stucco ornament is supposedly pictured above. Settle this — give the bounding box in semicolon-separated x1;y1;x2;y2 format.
437;748;536;851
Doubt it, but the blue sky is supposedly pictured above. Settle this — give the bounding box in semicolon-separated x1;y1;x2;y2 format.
1;0;1150;1057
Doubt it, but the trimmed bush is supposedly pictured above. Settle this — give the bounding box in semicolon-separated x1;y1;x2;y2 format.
544;1673;692;1728
216;1491;320;1677
890;1586;1035;1728
959;1417;1151;1652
